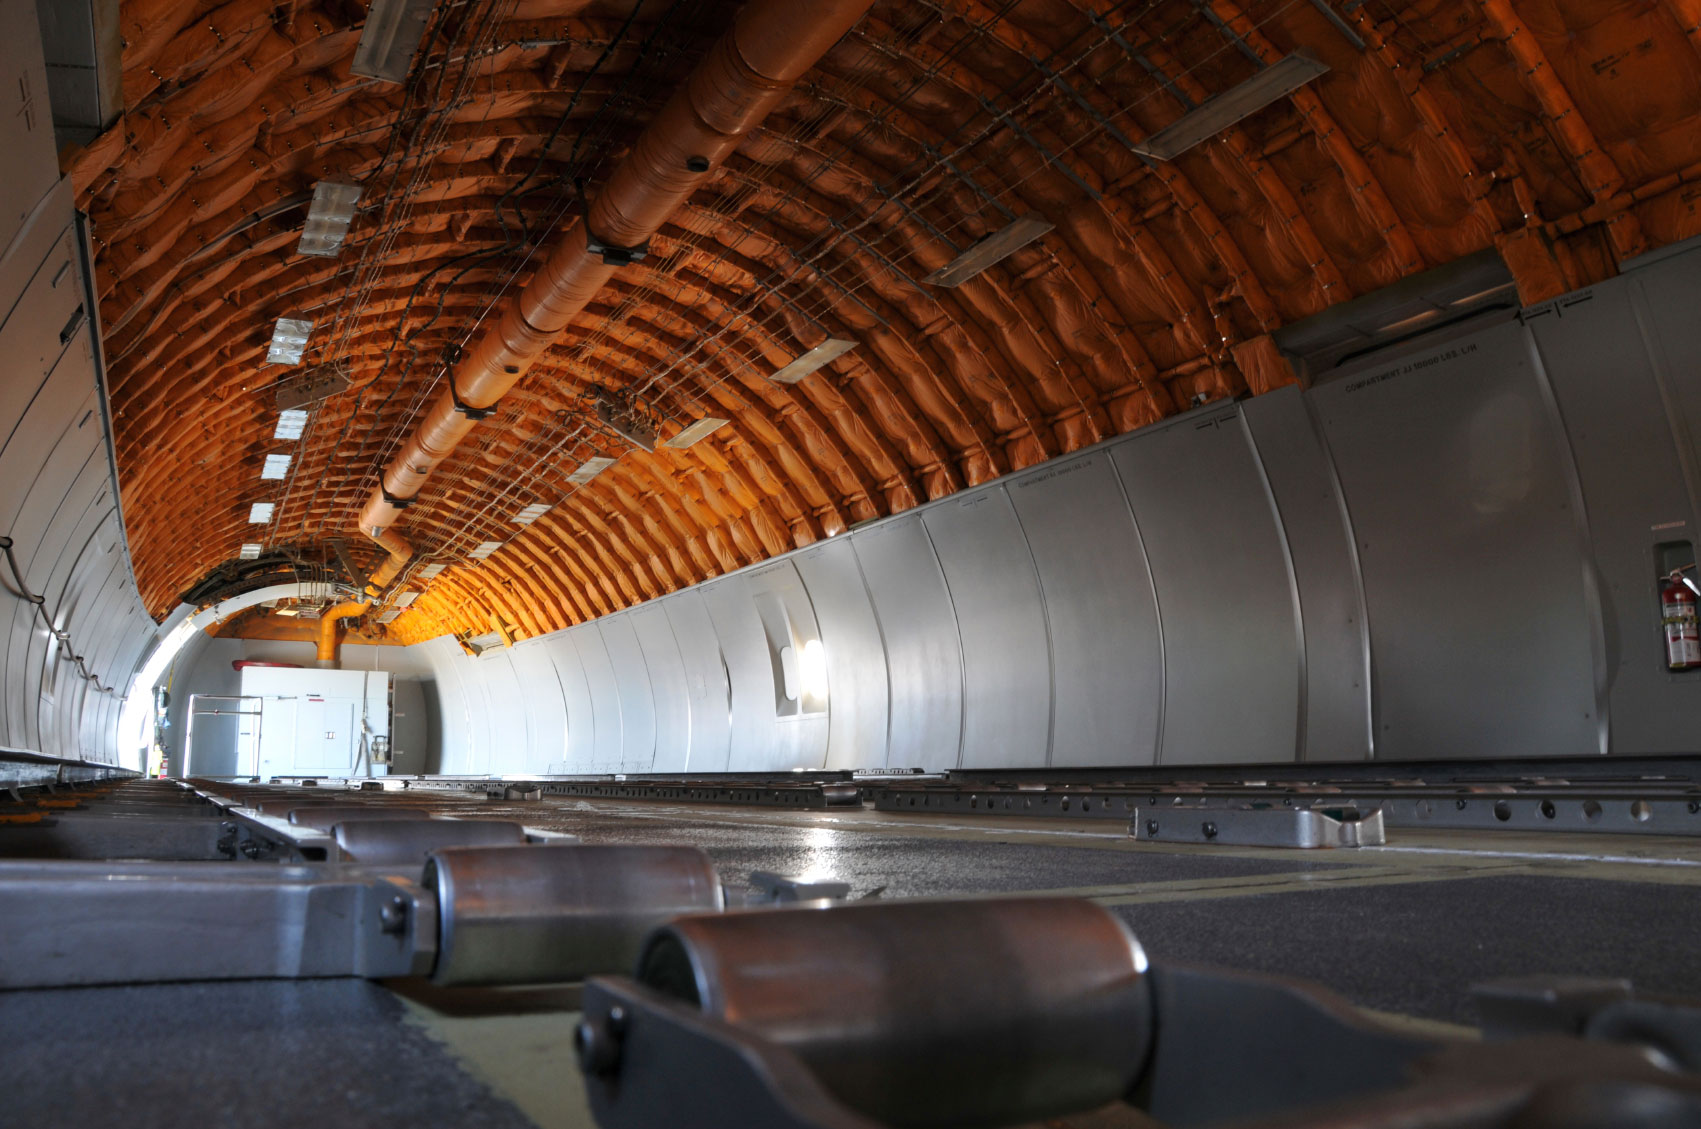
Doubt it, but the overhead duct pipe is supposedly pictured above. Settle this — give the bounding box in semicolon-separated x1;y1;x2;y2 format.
355;0;874;580
317;600;371;667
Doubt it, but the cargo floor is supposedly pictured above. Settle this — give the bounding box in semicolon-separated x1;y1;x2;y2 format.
7;795;1699;1128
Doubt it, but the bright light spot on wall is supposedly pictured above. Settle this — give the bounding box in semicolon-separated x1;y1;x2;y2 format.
260;454;291;479
800;638;828;701
248;502;274;523
117;616;202;770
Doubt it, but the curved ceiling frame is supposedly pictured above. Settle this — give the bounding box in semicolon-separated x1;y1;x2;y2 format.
77;0;1701;644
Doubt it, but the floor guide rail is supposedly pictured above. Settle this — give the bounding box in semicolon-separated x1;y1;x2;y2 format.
263;759;1701;839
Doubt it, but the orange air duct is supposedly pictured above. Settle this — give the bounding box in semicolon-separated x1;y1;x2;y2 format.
317;600;370;666
356;0;874;577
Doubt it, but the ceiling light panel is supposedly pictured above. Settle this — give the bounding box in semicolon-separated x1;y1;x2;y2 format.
513;502;552;525
770;338;856;384
567;456;616;485
351;0;439;83
260;454;291;480
924;216;1054;288
266;318;313;365
238;543;261;560
416;563;446;579
1133;52;1330;161
394;591;419;607
297;181;362;258
376;609;402;623
467;541;502;560
667;417;729;448
247;502;274;523
274;409;309;440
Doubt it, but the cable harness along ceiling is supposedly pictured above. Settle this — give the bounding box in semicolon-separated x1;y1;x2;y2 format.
77;0;1701;645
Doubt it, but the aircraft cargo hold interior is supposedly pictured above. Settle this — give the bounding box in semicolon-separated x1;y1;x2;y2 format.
4;0;1701;1125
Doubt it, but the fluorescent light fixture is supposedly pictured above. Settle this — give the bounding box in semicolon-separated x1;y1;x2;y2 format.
376;609;402;624
467;541;502;560
297;181;362;257
352;0;439;83
274;409;309;440
247;502;275;523
274;606;301;617
567;455;616;484
238;543;262;560
1133;52;1330;161
770;338;856;385
924;216;1054;288
266;317;313;365
394;590;419;607
667;417;729;448
417;563;446;579
513;502;552;526
260;454;291;480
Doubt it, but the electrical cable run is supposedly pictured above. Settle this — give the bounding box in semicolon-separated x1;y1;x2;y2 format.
0;536;116;695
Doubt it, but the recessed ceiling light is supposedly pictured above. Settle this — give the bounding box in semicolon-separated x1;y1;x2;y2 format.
376;609;402;623
416;563;446;579
513;502;552;525
297;181;362;258
924;216;1054;288
351;0;439;83
274;409;309;440
467;541;502;560
266;318;313;365
667;417;729;448
1133;52;1330;161
260;454;291;479
567;456;616;484
238;543;262;559
394;591;419;607
770;338;856;384
247;502;274;523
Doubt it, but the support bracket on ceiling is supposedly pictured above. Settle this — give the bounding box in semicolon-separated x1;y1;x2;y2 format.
380;486;415;510
585;232;650;267
449;380;499;421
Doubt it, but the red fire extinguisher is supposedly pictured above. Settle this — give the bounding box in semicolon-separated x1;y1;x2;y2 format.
1662;571;1700;671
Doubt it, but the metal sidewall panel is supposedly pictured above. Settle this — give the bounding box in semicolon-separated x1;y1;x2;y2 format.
1310;320;1601;759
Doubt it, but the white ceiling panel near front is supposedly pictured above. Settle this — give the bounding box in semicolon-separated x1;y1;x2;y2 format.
1007;453;1163;768
921;488;1051;770
1240;387;1373;762
571;625;625;773
597;615;657;774
1111;408;1303;766
661;590;732;774
746;560;828;772
1312;319;1601;759
850;515;962;773
701;572;787;772
1532;261;1701;755
541;631;596;772
793;536;889;772
629;603;691;775
507;640;566;776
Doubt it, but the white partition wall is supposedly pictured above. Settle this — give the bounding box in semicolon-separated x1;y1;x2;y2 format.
409;238;1701;774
